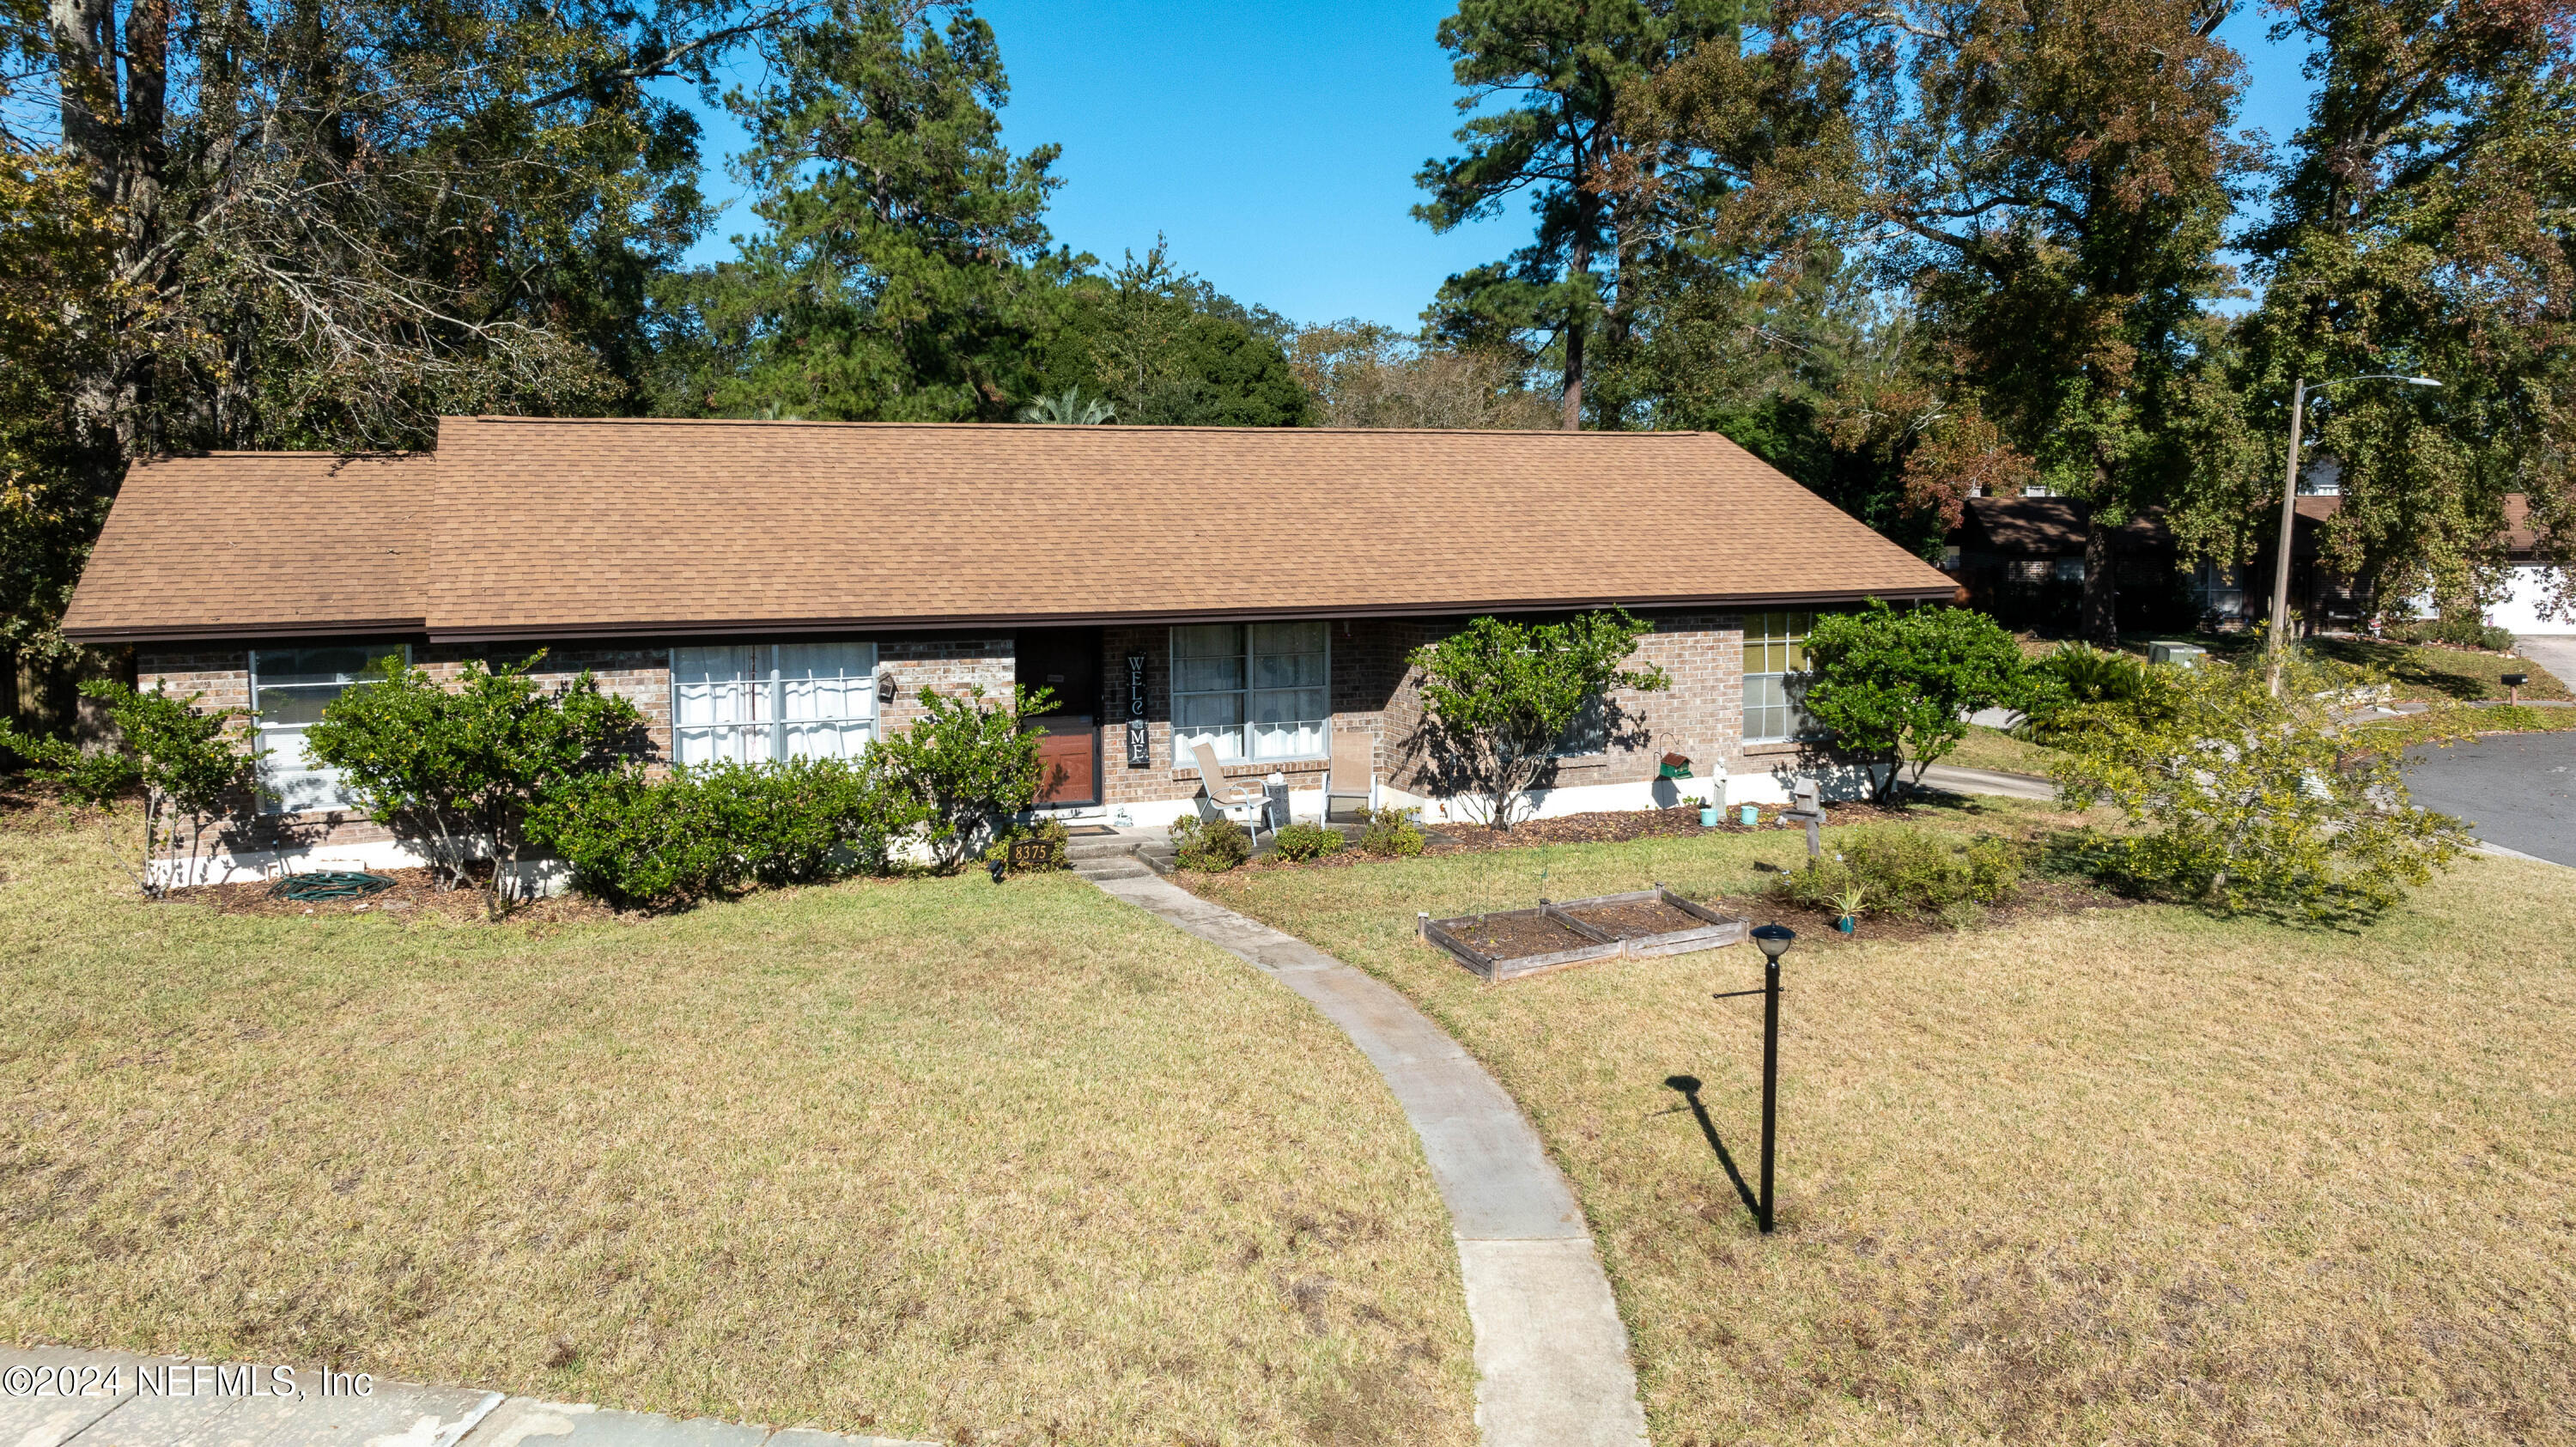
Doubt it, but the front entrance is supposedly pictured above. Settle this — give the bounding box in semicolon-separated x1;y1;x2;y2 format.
1017;628;1103;806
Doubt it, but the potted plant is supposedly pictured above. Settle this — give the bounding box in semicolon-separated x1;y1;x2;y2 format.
1830;885;1866;934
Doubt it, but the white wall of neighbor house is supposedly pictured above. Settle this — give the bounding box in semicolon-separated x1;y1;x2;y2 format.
2488;565;2574;635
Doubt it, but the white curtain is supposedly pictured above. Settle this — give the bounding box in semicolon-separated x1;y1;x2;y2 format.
673;643;877;767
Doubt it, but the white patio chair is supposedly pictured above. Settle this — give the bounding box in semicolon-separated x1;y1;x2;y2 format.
1321;728;1378;824
1188;739;1273;844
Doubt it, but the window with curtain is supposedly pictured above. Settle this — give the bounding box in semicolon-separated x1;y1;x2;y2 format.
1171;622;1329;765
1742;611;1816;744
250;645;407;813
671;642;878;766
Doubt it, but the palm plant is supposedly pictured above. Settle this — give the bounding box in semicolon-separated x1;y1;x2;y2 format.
1016;389;1115;425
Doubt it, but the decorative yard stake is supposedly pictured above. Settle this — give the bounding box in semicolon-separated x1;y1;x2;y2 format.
1717;923;1798;1233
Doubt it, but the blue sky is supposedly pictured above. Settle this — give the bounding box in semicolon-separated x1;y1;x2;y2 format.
674;3;2323;329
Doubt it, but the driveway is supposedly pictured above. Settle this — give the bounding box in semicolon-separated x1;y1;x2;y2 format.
2517;634;2576;691
2404;728;2576;866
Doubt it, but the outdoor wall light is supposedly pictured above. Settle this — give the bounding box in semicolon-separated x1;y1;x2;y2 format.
1717;923;1797;1233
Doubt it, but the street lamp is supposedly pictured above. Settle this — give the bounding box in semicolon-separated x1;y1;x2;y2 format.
2269;373;2442;691
1715;922;1798;1233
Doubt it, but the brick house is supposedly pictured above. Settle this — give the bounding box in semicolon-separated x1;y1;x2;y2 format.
60;416;1953;879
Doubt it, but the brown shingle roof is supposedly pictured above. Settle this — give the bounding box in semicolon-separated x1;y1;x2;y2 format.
64;417;1955;643
1954;496;2171;555
59;451;429;641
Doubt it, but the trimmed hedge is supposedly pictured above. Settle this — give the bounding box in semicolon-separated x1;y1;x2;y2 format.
530;756;915;909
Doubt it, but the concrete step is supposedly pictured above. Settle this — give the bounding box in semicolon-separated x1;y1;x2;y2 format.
1073;860;1156;882
1065;836;1141;862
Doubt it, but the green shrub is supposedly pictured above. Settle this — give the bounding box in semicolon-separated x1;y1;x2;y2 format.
1799;601;2030;802
1766;824;2024;921
1170;812;1252;872
1;680;258;893
530;769;739;909
1408;609;1669;828
985;816;1071;872
872;684;1054;872
1357;804;1425;858
1269;821;1345;861
304;653;645;911
529;754;917;909
2018;644;2178;745
2391;616;2517;653
2049;650;2467;920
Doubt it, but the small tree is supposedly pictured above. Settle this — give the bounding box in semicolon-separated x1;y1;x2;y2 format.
873;684;1054;871
1409;610;1670;829
0;681;258;893
303;654;643;913
2050;651;2467;921
1801;602;2031;804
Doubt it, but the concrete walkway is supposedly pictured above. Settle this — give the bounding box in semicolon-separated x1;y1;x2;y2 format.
1916;762;2056;799
1086;871;1650;1447
0;1346;932;1447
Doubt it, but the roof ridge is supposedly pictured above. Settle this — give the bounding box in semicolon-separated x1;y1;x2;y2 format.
447;415;1707;439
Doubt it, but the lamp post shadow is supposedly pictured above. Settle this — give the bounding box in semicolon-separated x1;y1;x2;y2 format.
1663;1074;1762;1227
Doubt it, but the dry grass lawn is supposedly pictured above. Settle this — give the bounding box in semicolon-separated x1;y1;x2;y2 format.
1917;724;2058;778
0;804;1475;1446
1194;801;2576;1446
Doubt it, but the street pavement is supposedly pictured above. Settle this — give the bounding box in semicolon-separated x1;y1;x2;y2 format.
2404;727;2576;866
0;1346;934;1447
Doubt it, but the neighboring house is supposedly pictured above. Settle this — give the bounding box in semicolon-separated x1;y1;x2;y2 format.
2486;495;2573;635
1941;489;2562;637
60;416;1953;879
1941;496;2191;632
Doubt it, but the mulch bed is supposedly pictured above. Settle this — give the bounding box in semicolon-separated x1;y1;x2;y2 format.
1714;875;2135;945
1558;897;1709;939
1431;801;1914;851
163;865;628;925
1446;910;1601;959
1228;803;1916;872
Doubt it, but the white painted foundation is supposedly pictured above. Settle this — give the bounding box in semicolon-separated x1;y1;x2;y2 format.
149;838;573;897
1075;761;1895;833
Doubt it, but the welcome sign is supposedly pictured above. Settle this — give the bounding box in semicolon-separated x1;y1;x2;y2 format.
1125;654;1149;768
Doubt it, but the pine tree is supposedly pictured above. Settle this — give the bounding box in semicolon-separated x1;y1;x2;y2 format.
672;0;1069;420
1414;0;1747;430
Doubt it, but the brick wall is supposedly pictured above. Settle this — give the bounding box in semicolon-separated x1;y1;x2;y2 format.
879;635;1016;735
138;612;1849;854
1374;610;1814;798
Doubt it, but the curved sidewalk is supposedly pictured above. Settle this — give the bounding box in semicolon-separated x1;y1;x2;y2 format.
1089;872;1649;1447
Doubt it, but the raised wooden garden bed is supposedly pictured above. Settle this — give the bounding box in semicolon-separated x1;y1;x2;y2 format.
1419;885;1749;982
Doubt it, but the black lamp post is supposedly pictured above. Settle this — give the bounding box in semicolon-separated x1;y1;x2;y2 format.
1715;922;1798;1233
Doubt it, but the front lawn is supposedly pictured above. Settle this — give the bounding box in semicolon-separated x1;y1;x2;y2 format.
1918;722;2058;777
0;805;1475;1445
1192;803;2576;1446
2155;632;2573;703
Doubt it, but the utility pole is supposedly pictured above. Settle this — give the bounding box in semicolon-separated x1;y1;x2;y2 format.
2267;374;2443;696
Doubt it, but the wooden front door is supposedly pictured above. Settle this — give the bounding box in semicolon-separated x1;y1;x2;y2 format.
1018;628;1103;806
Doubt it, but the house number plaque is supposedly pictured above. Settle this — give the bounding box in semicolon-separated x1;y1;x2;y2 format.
1125;653;1149;769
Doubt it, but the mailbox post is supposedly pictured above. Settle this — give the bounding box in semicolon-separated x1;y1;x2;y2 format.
1780;780;1826;859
